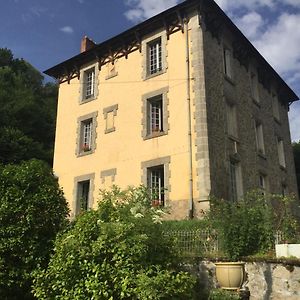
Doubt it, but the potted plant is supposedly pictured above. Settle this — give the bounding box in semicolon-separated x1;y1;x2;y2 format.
82;144;91;152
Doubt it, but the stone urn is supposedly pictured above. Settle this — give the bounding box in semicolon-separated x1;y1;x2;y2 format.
215;262;245;290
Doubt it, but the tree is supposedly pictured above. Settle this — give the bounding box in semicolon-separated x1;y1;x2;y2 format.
0;160;69;300
0;48;58;165
293;141;300;197
33;186;196;300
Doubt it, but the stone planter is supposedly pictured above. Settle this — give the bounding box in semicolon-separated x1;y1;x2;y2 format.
275;244;300;259
215;262;245;290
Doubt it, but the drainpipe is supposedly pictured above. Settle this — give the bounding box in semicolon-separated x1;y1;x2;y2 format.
184;18;194;219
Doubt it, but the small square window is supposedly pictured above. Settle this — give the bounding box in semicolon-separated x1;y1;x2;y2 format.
77;180;90;212
147;38;162;76
223;47;233;79
255;122;265;155
258;174;267;195
148;165;165;206
84;68;95;100
103;104;118;134
148;95;163;135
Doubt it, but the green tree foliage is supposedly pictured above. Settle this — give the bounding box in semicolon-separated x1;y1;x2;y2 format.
0;48;58;165
33;186;196;300
0;160;69;300
293;141;300;197
206;191;299;260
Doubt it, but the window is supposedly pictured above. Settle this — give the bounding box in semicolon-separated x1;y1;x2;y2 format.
229;160;243;201
142;87;169;139
148;38;162;75
223;47;233;79
255;122;265;155
250;71;259;102
73;173;95;217
84;68;95;99
258;174;267;195
148;165;165;205
226;102;238;138
79;64;99;103
282;184;288;197
272;94;280;121
77;180;90;212
141;156;170;206
277;138;286;168
77;112;97;156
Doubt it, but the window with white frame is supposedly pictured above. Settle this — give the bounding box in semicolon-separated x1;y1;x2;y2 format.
226;102;238;138
77;180;90;212
272;94;280;121
223;47;233;79
148;165;164;206
147;38;162;75
84;68;95;100
229;160;243;201
277;137;286;168
255;122;265;155
250;71;259;102
149;95;163;134
77;112;97;156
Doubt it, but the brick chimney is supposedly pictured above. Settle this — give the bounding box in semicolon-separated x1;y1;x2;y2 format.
80;36;96;53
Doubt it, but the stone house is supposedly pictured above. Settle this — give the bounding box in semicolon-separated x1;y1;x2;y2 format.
45;0;299;219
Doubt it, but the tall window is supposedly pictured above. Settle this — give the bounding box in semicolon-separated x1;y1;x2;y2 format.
277;138;286;168
255;122;265;155
81;119;93;152
77;180;90;212
223;47;233;79
250;71;259;102
149;95;163;134
226;102;238;138
148;165;164;206
84;68;95;99
229;160;243;201
258;174;267;195
272;94;280;121
148;39;162;75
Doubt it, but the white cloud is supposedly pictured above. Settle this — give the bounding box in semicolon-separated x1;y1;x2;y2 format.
282;0;300;8
60;26;74;34
234;11;264;39
214;0;275;11
252;13;300;74
124;0;180;22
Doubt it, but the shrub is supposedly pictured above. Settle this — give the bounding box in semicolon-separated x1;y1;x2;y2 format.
0;159;69;299
206;191;299;260
33;186;196;300
208;289;240;300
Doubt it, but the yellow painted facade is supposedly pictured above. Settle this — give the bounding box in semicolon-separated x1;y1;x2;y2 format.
54;21;203;219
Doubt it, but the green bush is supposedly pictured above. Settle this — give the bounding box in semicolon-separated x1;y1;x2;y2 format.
206;191;299;260
0;159;69;300
33;186;196;300
208;289;240;300
161;219;208;231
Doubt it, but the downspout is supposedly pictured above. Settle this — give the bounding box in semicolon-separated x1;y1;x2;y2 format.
184;18;194;219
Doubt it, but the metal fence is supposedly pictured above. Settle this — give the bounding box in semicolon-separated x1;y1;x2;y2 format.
163;229;219;257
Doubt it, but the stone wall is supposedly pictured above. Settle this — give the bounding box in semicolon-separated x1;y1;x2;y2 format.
195;260;300;300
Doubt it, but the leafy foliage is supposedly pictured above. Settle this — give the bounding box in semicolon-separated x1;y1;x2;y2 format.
33;186;196;300
0;48;58;165
208;289;240;300
206;191;299;260
0;160;69;299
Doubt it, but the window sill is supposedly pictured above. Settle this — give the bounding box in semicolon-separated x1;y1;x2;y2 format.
144;131;167;140
257;152;267;160
252;97;261;108
145;69;165;80
228;134;239;143
105;127;116;134
280;165;287;172
77;150;94;157
105;71;118;80
224;74;235;86
80;96;97;105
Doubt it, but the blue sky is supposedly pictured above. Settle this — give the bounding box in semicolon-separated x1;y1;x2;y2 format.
1;0;299;141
